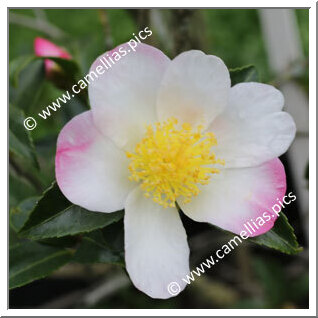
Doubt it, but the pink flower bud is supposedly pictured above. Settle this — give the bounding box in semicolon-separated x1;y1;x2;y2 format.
34;37;72;76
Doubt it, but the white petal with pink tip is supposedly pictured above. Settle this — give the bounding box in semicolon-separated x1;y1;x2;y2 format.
178;159;286;237
55;111;134;213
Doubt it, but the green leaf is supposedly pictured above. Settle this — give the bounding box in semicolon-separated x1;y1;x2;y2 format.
9;171;37;208
9;55;35;87
20;182;124;239
9;225;22;247
10;197;39;232
21;206;124;240
9;241;73;289
230;65;259;86
249;212;302;255
101;219;124;253
37;236;79;248
9;105;39;168
74;230;124;266
20;182;70;232
11;58;45;111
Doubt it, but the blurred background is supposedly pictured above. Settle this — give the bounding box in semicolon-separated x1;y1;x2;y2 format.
9;8;309;309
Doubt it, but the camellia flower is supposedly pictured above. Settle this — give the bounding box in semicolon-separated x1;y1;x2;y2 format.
55;43;296;299
34;37;72;76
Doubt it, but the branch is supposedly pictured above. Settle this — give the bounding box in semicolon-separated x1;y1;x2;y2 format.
9;12;67;40
98;9;113;51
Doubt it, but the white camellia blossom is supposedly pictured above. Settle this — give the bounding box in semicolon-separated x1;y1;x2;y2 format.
55;43;296;299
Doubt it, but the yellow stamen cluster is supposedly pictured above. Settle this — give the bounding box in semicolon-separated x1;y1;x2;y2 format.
126;117;224;208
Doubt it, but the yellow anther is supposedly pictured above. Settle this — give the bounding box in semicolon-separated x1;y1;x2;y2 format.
126;117;224;208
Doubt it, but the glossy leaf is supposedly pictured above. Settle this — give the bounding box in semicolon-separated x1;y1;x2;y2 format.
249;212;302;255
21;206;124;240
205;210;302;255
9;172;37;208
37;236;79;248
11;59;45;111
74;230;124;266
9;105;39;168
101;219;125;253
20;182;70;232
10;197;39;232
229;65;259;86
9;225;22;247
9;55;35;87
19;182;124;239
9;241;73;289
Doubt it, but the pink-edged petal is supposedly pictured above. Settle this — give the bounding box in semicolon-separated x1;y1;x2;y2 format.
210;83;296;168
178;159;286;237
55;110;134;213
88;43;170;150
156;50;230;128
125;187;190;299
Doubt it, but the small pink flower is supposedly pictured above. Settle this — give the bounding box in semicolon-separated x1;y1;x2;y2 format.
55;43;296;299
34;37;71;75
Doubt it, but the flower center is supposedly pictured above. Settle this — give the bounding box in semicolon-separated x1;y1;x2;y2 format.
126;117;224;208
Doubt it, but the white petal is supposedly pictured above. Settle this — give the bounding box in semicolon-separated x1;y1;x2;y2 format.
124;187;190;299
88;43;170;150
229;82;285;116
55;111;134;212
156;50;230;127
179;159;286;236
210;83;296;168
